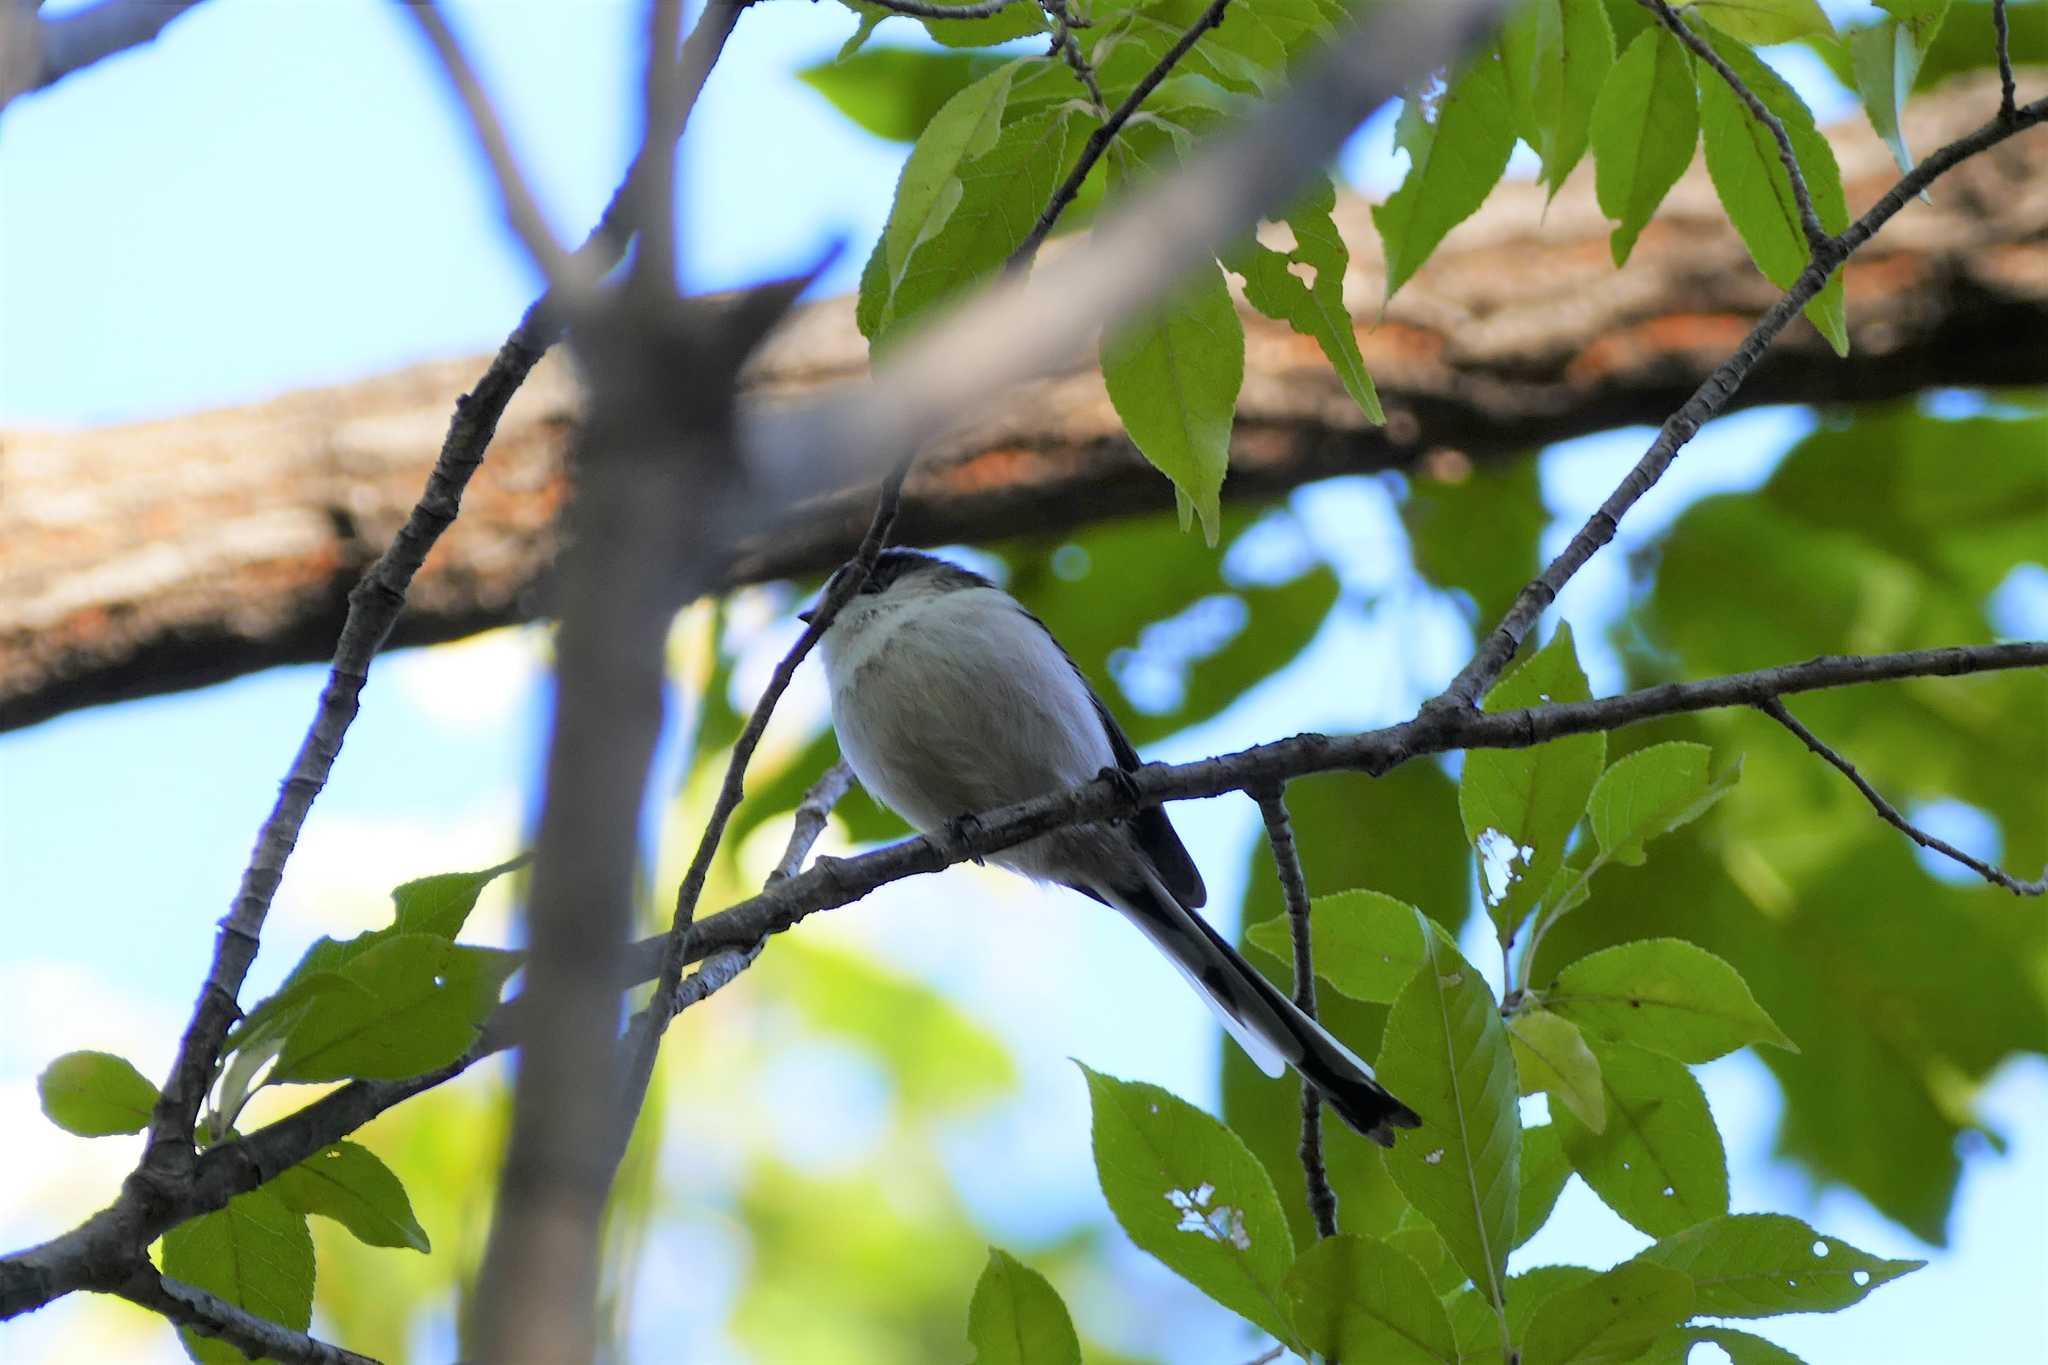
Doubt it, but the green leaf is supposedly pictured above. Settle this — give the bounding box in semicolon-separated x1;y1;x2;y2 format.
1078;1064;1296;1342
1586;741;1732;865
1227;175;1383;424
799;47;1011;143
1909;0;2047;88
966;1247;1081;1365
1461;623;1605;942
1509;1009;1606;1132
160;1188;315;1365
38;1051;159;1137
1874;0;1954;38
1246;890;1446;1004
1101;258;1244;545
1687;0;1835;44
1849;18;1931;177
1635;1213;1924;1316
1694;26;1851;354
1500;0;1616;196
1555;1043;1727;1236
1519;1260;1695;1365
390;857;522;940
1374;49;1518;300
1282;1232;1461;1364
1546;937;1795;1062
1386;1208;1467;1295
1637;1325;1811;1364
1377;933;1520;1314
1402;452;1544;629
1517;1122;1573;1249
271;1140;431;1253
1446;1265;1598;1359
271;935;517;1084
1591;26;1700;265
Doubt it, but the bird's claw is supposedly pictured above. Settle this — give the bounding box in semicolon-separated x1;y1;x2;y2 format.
943;812;987;865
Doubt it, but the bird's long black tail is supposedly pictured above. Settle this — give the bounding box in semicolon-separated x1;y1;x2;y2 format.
1100;873;1422;1148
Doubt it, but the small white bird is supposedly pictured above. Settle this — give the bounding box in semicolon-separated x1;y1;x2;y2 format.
806;548;1420;1146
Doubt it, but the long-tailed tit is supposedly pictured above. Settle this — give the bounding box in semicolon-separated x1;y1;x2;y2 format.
804;548;1420;1146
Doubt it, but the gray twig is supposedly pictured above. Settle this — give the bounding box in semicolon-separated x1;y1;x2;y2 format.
858;0;1029;18
769;761;856;884
1757;697;2045;896
1047;0;1107;115
1255;788;1338;1242
1009;0;1233;271
1434;92;2047;713
1641;0;1829;251
1993;0;2017;122
114;1266;379;1365
0;0;204;111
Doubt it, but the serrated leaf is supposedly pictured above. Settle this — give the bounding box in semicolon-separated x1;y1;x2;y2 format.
1586;741;1732;865
1228;176;1383;424
390;858;522;940
1282;1232;1460;1364
1517;1122;1573;1249
1520;1260;1695;1365
1377;932;1520;1314
271;935;517;1084
160;1188;315;1365
799;47;1011;143
1695;26;1851;354
1547;937;1795;1062
1500;0;1616;196
1688;0;1835;44
1556;1043;1727;1236
1461;623;1605;942
1101;259;1244;545
966;1247;1080;1365
1591;26;1700;265
1509;1009;1606;1132
272;1140;430;1253
37;1051;159;1136
1635;1213;1924;1316
1078;1064;1296;1343
1374;49;1518;300
1246;890;1447;1004
1637;1325;1811;1363
1850;19;1930;178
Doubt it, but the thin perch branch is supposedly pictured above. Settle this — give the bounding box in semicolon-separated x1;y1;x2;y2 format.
1992;0;2017;122
1255;788;1339;1242
113;1266;380;1365
1757;698;2045;896
0;0;205;111
857;0;1030;18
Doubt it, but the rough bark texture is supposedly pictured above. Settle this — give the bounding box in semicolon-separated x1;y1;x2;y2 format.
4;76;2042;730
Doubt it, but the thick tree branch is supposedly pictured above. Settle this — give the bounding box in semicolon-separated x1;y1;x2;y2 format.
112;1267;381;1365
1255;788;1339;1242
1757;697;2045;896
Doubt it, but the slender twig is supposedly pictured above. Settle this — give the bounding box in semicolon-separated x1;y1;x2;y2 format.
1641;0;1829;252
858;0;1029;18
1992;0;2017;123
0;0;205;110
397;1;582;289
1048;0;1108;115
1007;0;1235;271
1434;92;2047;713
1239;1348;1286;1365
1255;788;1339;1242
769;762;856;883
113;1266;379;1365
1757;698;2045;895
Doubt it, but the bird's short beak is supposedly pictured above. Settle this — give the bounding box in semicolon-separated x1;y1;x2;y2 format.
796;605;817;625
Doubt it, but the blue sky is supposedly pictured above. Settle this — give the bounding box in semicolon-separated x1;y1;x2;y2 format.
2;2;2042;1362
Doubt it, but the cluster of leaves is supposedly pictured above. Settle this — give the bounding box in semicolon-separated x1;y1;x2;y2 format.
37;862;524;1363
803;0;2034;551
954;625;1930;1363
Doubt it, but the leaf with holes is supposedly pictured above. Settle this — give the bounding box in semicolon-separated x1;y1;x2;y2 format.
272;1140;430;1252
1688;0;1834;44
1375;48;1518;299
1587;742;1736;866
1591;25;1700;265
38;1051;159;1137
1377;932;1520;1315
1246;890;1451;1005
1520;1260;1695;1365
1637;1325;1811;1363
1556;1043;1727;1236
1078;1064;1296;1343
1635;1213;1924;1316
1510;1008;1606;1132
1695;27;1850;353
161;1188;315;1365
1461;623;1605;943
1101;259;1244;545
967;1247;1080;1365
1547;938;1794;1062
1283;1232;1461;1364
271;935;518;1084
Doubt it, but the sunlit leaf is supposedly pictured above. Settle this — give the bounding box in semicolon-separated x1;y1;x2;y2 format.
1518;1122;1573;1249
1228;175;1383;424
1637;1325;1812;1363
1636;1213;1924;1316
271;935;517;1084
390;858;523;941
160;1188;315;1365
1586;741;1732;865
1079;1064;1297;1343
1546;937;1794;1062
1520;1260;1694;1365
1374;48;1518;299
272;1140;430;1253
1283;1232;1460;1364
966;1247;1080;1365
1509;1008;1607;1132
799;47;1011;143
1556;1042;1727;1236
1246;890;1449;1004
1688;0;1834;44
1500;0;1616;195
1591;25;1700;265
37;1050;159;1137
